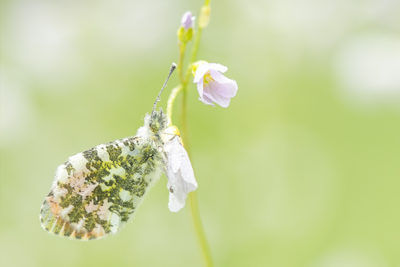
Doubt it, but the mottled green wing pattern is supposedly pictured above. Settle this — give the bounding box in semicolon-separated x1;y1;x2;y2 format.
40;136;162;240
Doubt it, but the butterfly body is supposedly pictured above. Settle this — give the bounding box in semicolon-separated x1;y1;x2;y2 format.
40;111;167;240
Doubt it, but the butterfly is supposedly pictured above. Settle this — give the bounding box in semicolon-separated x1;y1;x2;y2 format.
40;64;198;240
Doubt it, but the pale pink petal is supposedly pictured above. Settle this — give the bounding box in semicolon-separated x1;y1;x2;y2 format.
208;63;228;73
212;76;238;98
204;80;237;108
200;93;214;106
210;70;234;85
204;85;231;108
209;70;238;99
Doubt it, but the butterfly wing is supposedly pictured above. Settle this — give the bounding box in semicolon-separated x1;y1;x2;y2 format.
40;136;162;240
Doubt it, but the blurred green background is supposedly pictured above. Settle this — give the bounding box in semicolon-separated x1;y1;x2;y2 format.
1;0;400;266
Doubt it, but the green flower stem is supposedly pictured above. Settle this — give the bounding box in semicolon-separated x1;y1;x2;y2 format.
188;191;214;267
167;1;214;266
178;43;186;82
167;82;213;267
190;27;203;65
180;89;214;267
180;26;214;267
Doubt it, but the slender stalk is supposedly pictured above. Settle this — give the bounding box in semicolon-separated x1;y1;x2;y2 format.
178;43;186;82
190;27;203;64
166;82;214;267
180;21;214;267
167;1;214;265
189;191;213;267
179;87;213;267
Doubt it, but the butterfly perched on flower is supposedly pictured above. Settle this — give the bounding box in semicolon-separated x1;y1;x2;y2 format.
39;64;197;240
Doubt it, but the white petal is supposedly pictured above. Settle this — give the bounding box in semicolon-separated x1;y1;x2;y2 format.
167;177;186;212
165;137;183;173
210;69;234;85
177;148;197;189
193;62;210;83
164;136;198;212
196;78;204;98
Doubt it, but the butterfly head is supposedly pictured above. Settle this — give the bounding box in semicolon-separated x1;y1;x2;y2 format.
149;109;168;134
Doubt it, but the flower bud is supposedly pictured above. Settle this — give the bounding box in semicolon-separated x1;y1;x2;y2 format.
177;11;195;43
181;11;194;30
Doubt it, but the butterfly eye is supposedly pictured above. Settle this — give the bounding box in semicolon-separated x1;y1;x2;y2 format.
169;186;174;193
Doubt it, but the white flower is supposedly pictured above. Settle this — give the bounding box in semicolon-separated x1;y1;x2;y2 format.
164;135;198;212
193;61;238;108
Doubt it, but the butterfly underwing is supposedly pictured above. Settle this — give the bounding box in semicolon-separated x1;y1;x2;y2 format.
39;110;173;240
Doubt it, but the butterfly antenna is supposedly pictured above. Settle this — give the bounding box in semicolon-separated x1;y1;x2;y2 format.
152;63;177;114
